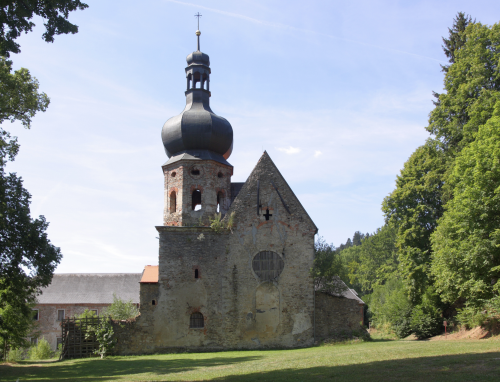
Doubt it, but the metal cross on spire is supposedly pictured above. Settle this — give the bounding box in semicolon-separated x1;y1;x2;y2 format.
195;12;202;30
194;12;202;51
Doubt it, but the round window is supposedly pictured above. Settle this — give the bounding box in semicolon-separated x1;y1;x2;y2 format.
252;251;284;281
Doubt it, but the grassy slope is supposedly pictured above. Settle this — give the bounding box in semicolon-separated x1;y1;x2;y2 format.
1;339;500;382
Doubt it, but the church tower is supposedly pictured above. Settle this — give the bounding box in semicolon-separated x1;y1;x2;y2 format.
109;21;365;356
161;28;233;226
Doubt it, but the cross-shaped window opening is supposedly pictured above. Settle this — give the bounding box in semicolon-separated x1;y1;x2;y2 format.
264;208;272;221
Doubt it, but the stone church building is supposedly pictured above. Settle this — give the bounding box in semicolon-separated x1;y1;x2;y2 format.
110;30;365;354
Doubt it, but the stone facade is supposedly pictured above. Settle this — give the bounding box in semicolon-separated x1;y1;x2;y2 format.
314;292;365;341
114;152;320;354
34;304;110;349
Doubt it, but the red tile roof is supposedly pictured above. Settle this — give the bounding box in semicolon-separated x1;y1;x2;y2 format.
140;265;159;283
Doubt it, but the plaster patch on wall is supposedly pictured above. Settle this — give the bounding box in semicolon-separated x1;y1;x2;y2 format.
292;312;312;335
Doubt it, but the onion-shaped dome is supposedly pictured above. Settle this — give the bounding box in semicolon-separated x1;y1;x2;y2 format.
186;51;210;66
161;40;233;164
161;90;233;160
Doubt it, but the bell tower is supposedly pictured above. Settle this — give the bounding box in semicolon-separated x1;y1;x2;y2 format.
161;27;234;226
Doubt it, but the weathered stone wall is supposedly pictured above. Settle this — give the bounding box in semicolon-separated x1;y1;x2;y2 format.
163;159;233;226
33;303;111;350
113;152;318;354
314;292;364;340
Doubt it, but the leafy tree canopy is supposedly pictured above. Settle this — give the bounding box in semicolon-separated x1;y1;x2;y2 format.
0;300;37;360
0;53;60;349
102;294;139;321
0;0;88;57
0;55;60;314
429;21;500;152
343;225;398;293
311;237;348;296
382;141;447;301
431;101;500;305
0;57;50;129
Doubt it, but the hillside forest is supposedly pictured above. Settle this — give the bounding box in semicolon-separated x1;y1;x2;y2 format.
313;13;500;339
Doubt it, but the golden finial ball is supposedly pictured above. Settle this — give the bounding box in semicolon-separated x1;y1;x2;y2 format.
196;30;201;36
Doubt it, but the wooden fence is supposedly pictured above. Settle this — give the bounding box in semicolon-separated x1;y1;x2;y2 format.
60;317;102;360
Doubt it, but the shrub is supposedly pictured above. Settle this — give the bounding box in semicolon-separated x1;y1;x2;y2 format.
410;287;443;339
86;318;116;359
27;338;52;360
456;296;500;329
53;343;63;359
410;306;441;339
76;309;97;319
101;294;138;320
367;278;413;338
6;347;25;362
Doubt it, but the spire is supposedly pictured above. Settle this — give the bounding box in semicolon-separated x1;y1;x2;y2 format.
195;12;202;51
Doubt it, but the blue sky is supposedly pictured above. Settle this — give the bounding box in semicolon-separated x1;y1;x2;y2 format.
5;0;499;273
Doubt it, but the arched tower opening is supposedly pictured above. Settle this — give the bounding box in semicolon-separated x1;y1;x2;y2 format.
216;191;224;213
169;191;176;213
192;189;202;211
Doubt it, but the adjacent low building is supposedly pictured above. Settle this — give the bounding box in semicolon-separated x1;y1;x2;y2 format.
34;273;141;349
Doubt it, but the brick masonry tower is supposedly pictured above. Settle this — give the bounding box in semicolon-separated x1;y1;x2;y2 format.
161;28;234;226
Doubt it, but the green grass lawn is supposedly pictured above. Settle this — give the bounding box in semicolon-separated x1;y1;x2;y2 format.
1;339;500;382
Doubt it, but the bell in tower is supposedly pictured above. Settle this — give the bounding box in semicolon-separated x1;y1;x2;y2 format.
161;27;234;226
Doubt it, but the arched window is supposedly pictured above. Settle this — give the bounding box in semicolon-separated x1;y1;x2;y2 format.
190;312;204;328
216;191;224;213
252;251;284;281
192;190;202;211
170;191;176;213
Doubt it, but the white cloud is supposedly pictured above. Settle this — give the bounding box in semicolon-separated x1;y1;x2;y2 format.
277;146;301;155
314;150;322;158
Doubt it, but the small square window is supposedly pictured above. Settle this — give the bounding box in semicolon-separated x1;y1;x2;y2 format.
57;310;65;321
32;310;39;321
152;300;156;306
56;337;63;346
30;338;38;345
91;309;98;316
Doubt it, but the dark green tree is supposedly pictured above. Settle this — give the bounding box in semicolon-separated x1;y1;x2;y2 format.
0;58;50;128
0;40;64;359
0;56;60;308
441;12;474;72
382;141;447;301
352;231;364;246
344;225;398;293
0;300;37;360
431;101;500;305
0;0;88;57
429;20;500;153
311;237;347;296
102;294;139;320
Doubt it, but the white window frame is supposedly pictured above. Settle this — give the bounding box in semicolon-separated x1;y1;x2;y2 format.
57;309;65;321
91;309;98;316
32;309;39;321
30;337;38;345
